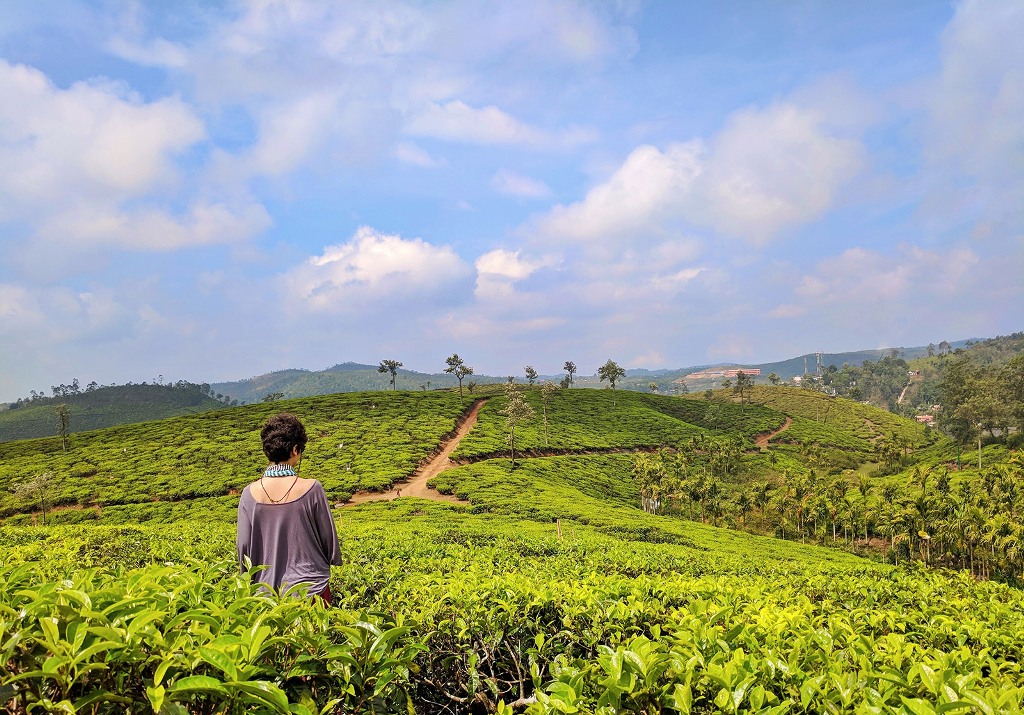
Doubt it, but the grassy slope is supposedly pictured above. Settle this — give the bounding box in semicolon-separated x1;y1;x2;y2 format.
0;390;468;517
0;386;964;524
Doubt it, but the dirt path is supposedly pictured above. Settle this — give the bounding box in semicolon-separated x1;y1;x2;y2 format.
344;399;487;506
755;416;793;448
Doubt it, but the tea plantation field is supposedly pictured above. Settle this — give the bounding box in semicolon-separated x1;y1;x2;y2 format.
2;387;1023;714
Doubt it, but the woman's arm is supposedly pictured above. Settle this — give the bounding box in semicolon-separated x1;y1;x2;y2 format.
236;487;253;571
311;482;343;566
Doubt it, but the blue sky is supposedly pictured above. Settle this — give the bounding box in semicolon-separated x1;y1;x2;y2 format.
1;0;1021;401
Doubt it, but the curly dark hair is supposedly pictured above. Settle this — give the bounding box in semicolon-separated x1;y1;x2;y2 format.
260;413;308;462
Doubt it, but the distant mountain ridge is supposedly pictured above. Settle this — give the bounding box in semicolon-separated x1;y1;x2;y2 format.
0;336;1006;443
211;340;982;402
210;362;507;404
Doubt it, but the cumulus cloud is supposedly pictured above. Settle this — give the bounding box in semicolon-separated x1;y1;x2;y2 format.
474;248;556;301
697;104;864;243
283;227;473;313
491;169;551;198
534;143;702;242
132;0;617;184
0;59;279;261
531;102;863;247
0;60;204;213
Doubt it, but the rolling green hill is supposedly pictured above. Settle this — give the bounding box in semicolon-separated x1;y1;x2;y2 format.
1;385;1023;713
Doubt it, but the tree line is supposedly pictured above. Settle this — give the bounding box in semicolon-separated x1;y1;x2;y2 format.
634;441;1024;581
6;377;228;410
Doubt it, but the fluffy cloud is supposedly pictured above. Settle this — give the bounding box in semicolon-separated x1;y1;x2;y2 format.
474;248;556;301
697;104;864;243
283;227;473;313
534;143;702;242
0;59;273;258
532;102;863;246
0;60;203;213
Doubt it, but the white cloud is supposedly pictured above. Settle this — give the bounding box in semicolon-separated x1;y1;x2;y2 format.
0;60;204;212
531;102;863;247
0;59;277;258
474;248;555;301
649;267;704;292
476;249;545;280
0;284;42;330
929;0;1024;176
697;104;864;243
283;227;472;312
534;143;702;242
491;169;552;198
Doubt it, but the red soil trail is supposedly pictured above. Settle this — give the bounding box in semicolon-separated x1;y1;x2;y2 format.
755;416;793;449
344;398;487;506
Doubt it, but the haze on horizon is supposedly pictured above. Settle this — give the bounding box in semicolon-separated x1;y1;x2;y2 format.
1;0;1021;403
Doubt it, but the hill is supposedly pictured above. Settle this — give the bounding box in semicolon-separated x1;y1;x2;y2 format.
211;339;989;401
1;386;1023;712
0;382;228;443
211;361;506;403
3;335;1008;441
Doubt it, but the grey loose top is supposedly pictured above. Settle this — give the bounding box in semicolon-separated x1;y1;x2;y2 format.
236;480;342;597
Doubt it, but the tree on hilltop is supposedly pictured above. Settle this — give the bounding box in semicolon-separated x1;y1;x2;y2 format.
524;366;538;385
598;359;625;389
734;371;755;404
377;359;403;390
563;361;577;388
444;354;474;399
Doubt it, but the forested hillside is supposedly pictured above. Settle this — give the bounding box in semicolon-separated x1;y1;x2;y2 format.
0;382;228;443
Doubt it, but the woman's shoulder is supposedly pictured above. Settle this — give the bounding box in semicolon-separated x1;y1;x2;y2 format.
302;478;326;495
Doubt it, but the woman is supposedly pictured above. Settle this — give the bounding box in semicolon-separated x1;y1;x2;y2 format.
237;412;341;604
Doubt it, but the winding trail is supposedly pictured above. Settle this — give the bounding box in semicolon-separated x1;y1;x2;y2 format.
755;417;793;449
344;398;487;505
344;399;793;505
